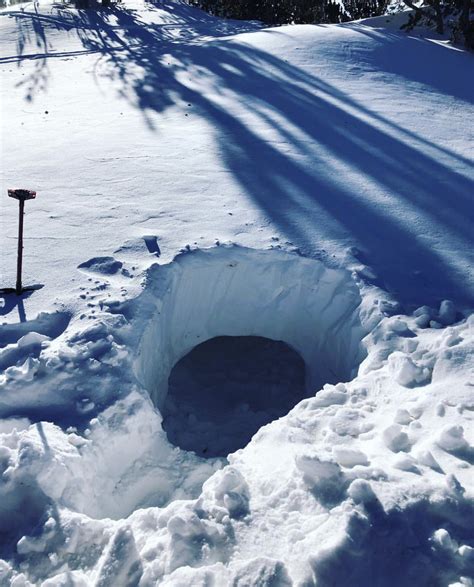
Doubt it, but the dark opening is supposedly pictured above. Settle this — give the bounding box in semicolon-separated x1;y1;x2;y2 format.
161;336;307;458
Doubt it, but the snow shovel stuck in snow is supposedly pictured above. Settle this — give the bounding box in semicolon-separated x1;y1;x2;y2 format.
1;189;39;296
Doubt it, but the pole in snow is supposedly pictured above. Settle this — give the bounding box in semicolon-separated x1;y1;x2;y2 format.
8;189;37;295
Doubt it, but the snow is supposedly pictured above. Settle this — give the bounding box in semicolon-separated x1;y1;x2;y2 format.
133;247;372;408
0;0;474;585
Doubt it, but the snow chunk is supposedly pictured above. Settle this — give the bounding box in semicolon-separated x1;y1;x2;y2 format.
67;433;88;448
393;454;419;473
431;528;458;553
458;544;474;564
17;332;50;348
414;306;436;318
414;314;431;328
347;479;377;504
382;424;411;453
232;557;292;587
332;447;369;468
311;388;347;409
296;456;347;507
438;300;457;326
329;409;372;437
388;352;431;387
394;409;413;425
202;467;250;519
167;510;205;538
414;449;442;472
78;257;123;275
95;526;142;587
437;426;469;452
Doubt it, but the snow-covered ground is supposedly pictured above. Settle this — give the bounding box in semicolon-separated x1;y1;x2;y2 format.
0;1;473;585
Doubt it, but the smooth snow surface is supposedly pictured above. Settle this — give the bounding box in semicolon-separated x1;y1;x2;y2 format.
1;0;474;585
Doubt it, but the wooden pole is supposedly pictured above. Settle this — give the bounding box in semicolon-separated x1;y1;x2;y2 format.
8;189;36;294
16;198;25;295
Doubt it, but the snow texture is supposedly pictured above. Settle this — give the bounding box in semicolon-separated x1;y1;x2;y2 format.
0;0;473;585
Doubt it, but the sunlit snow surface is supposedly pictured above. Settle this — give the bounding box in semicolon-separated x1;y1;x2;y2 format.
0;1;473;585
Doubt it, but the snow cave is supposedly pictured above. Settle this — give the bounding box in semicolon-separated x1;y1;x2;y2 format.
135;247;368;457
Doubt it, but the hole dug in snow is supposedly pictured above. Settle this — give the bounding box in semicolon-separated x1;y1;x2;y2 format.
162;336;306;457
135;246;368;457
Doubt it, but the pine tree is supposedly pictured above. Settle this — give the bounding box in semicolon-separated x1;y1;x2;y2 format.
401;0;473;48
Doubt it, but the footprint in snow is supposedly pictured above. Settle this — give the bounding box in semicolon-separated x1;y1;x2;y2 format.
78;257;123;275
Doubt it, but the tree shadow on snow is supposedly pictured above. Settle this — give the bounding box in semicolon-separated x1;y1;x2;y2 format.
311;494;474;586
3;2;474;307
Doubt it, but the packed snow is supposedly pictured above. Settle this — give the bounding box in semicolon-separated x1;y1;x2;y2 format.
0;0;473;585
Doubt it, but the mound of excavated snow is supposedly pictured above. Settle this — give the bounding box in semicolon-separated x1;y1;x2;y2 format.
1;0;473;584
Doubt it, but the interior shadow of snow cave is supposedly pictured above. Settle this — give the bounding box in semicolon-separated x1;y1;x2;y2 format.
162;335;306;457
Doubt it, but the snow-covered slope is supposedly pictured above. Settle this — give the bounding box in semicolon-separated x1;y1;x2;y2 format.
0;1;473;585
1;0;473;313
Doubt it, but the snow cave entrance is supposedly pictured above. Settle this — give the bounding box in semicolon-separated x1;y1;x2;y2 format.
136;246;368;458
162;335;306;457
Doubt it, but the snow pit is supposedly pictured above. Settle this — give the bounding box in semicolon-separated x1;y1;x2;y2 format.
162;335;307;457
135;246;369;456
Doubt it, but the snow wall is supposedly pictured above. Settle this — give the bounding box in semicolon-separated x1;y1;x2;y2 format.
135;247;368;409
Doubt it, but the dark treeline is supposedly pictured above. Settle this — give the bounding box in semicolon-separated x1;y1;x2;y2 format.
186;0;473;48
402;0;473;48
186;0;389;24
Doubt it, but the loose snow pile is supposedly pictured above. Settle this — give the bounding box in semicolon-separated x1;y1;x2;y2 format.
1;0;473;585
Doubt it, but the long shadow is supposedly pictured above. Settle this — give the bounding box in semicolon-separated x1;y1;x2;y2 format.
311;494;474;586
0;289;31;322
4;2;474;306
257;27;474;169
344;23;474;104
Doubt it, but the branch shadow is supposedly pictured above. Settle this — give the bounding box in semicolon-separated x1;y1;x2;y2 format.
344;23;474;104
311;494;474;586
4;2;474;306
